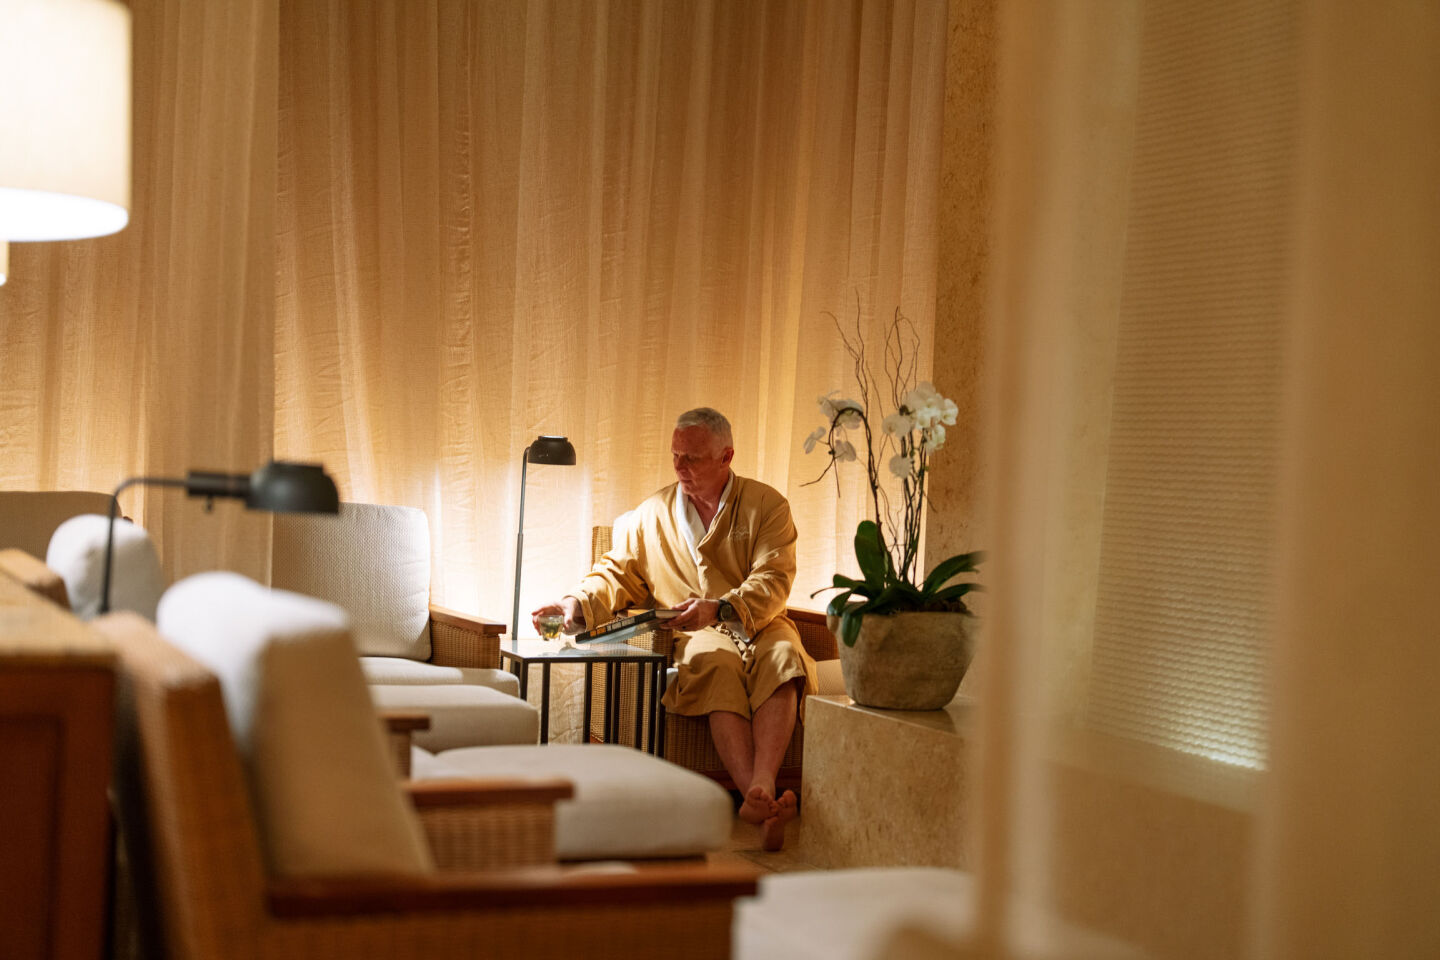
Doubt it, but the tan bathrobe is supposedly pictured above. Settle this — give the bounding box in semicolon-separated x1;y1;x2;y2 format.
568;474;817;718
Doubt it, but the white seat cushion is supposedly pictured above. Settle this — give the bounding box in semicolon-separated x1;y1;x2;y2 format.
735;868;1143;960
158;571;432;878
413;744;732;860
272;503;432;660
48;514;164;620
362;655;520;696
371;683;539;750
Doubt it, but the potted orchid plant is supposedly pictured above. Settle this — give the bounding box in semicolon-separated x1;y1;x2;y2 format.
805;309;984;709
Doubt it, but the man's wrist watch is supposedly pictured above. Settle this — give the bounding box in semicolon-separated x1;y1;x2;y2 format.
715;599;736;623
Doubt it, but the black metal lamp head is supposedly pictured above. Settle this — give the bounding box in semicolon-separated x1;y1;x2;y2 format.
100;459;339;614
243;461;341;513
525;435;576;466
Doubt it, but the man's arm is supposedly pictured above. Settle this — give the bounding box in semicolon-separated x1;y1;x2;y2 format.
533;520;653;635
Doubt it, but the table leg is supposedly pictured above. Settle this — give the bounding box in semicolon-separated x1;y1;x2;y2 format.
518;661;528;701
583;662;593;745
648;661;659;754
632;661;645;749
657;662;667;758
540;662;551;744
600;665;610;744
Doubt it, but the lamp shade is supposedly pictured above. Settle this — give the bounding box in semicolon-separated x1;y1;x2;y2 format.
526;435;576;465
0;0;132;241
245;461;340;513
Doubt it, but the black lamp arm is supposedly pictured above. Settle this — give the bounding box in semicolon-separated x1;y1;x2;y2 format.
100;475;188;615
184;470;251;501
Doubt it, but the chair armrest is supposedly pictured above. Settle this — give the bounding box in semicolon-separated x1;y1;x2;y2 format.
428;604;503;669
0;548;70;608
429;604;506;635
380;711;431;777
403;777;574;871
268;863;758;917
404;777;574;808
787;607;838;661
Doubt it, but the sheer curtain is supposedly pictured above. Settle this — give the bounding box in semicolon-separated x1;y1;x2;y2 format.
0;0;276;584
275;0;948;627
970;1;1440;957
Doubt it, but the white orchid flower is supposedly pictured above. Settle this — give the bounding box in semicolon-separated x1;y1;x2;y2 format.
882;412;914;436
817;391;841;420
939;396;958;426
904;381;952;430
833;439;858;462
835;405;864;429
888;453;910;478
803;425;827;454
922;423;947;452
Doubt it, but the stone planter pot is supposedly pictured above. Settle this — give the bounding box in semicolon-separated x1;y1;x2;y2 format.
829;610;976;710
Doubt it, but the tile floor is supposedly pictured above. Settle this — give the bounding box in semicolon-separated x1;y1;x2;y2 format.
709;813;819;875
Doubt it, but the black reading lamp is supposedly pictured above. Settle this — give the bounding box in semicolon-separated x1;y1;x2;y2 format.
510;435;577;640
99;460;340;614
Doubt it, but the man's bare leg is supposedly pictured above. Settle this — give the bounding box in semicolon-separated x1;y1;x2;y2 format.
710;710;773;824
750;680;801;850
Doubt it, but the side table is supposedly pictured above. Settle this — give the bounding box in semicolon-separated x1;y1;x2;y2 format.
498;637;668;753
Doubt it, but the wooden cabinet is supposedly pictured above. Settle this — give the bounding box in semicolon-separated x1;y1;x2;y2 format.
0;571;114;960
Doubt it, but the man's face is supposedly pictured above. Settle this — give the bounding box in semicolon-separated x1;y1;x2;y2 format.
672;426;733;498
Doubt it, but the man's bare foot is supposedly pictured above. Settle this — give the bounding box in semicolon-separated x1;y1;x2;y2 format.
738;784;778;825
760;790;798;852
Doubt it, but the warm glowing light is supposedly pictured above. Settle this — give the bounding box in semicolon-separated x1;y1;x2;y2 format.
0;0;132;241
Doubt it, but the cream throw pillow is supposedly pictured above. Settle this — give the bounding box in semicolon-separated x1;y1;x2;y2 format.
48;513;164;620
157;571;433;877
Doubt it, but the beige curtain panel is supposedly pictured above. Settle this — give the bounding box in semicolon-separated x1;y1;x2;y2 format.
1;0;946;621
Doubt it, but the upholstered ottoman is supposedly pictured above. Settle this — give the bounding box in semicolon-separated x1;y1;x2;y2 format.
412;743;733;861
734;868;1143;960
370;683;540;750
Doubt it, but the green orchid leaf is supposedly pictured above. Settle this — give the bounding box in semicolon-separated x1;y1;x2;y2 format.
825;591;854;619
933;582;984;601
920;551;987;595
854;520;888;587
839;608;864;647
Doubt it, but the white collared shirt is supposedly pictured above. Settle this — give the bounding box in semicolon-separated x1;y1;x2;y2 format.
674;472;734;567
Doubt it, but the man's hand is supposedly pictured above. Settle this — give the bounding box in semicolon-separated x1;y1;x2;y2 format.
531;597;585;634
667;596;720;632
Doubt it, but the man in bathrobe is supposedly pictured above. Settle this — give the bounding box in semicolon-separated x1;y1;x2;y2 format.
532;407;817;850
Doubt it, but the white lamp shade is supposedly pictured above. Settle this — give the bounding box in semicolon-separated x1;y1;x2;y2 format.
0;0;132;241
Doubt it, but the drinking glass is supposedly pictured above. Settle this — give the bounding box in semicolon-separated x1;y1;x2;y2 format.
537;613;565;642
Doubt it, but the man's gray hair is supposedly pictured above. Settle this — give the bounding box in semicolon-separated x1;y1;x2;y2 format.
675;407;734;449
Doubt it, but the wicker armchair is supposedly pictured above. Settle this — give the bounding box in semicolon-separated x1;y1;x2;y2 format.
586;526;839;791
95;610;755;960
272;503;513;691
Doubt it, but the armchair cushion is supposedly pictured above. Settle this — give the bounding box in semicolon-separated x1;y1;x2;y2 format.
413;744;733;861
272;502;432;661
370;683;539;751
157;571;433;878
47;514;164;620
362;655;520;696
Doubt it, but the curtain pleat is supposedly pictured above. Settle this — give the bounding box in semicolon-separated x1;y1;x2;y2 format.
275;0;947;625
0;0;276;584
